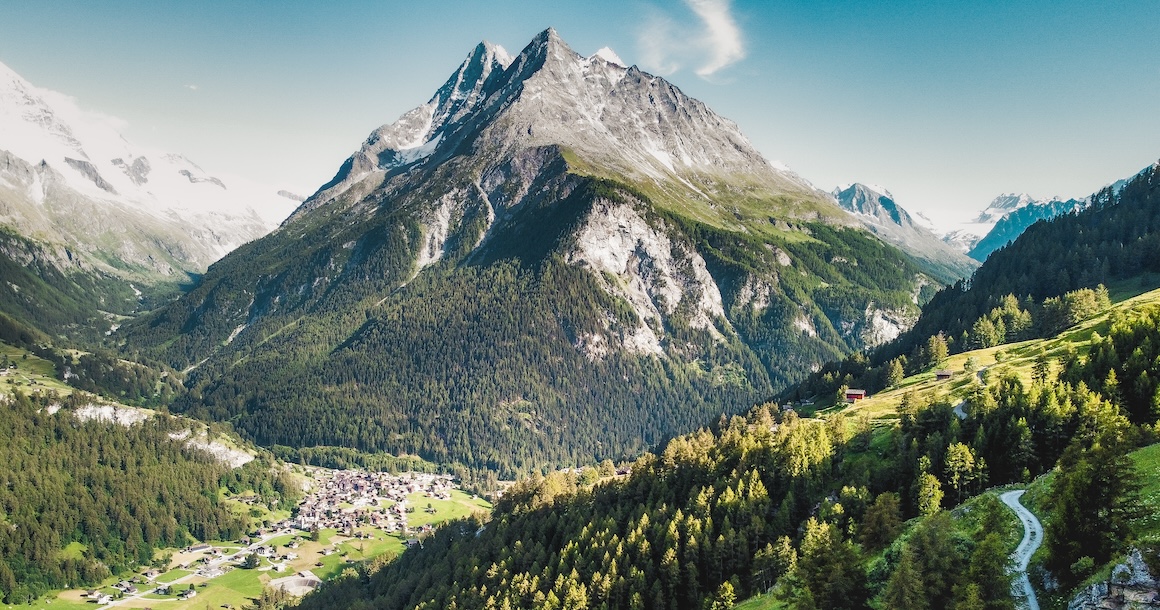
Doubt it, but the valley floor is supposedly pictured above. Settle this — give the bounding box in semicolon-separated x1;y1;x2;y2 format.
12;467;490;610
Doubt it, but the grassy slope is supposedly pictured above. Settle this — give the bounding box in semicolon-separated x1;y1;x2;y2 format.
732;280;1160;609
404;490;491;530
0;342;75;397
822;280;1160;423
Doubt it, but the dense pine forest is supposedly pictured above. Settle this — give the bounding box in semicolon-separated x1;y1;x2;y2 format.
913;165;1160;348
0;390;300;604
120;174;931;478
296;294;1160;609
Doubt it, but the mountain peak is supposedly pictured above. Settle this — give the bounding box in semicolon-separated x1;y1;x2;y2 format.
309;28;823;218
833;183;908;226
505;27;582;78
531;27;565;49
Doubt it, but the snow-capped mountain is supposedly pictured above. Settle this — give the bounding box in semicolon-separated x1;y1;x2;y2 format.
942;191;1093;261
967;195;1086;261
0;59;297;280
943;165;1153;262
832;183;977;282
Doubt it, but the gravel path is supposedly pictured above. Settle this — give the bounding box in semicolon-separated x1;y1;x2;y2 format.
1001;489;1043;610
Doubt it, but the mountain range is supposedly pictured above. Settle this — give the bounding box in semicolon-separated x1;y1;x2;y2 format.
830;182;977;281
118;29;941;474
0;60;296;338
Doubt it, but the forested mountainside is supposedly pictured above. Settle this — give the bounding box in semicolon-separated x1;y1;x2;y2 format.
121;30;934;477
786;161;1160;404
296;287;1160;610
0;390;300;604
0;226;153;342
911;162;1159;350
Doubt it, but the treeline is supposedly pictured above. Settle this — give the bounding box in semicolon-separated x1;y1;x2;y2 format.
0;305;185;407
787;286;1110;403
270;445;439;474
0;390;299;604
46;349;184;406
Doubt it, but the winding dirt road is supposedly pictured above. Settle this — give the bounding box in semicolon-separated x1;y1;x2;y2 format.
1001;489;1043;610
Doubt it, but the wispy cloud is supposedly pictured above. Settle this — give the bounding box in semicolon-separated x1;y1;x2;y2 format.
637;0;746;79
687;0;745;76
184;84;199;91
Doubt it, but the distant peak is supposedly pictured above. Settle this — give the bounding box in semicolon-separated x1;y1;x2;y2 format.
535;27;562;43
834;182;894;200
523;27;578;62
590;47;626;67
473;40;514;69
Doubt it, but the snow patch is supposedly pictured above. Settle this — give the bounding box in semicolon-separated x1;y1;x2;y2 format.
397;133;443;165
590;47;626;67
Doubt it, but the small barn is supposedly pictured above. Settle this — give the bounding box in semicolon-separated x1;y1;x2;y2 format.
935;370;954;381
845;389;867;402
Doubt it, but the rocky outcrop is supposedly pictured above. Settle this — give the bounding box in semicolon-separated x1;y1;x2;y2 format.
567;198;728;356
1068;550;1160;610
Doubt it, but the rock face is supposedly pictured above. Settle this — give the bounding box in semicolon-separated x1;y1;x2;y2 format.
126;29;934;472
832;183;977;282
1068;550;1160;609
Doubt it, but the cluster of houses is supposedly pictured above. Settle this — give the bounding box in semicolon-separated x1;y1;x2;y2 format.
82;578;145;605
292;470;456;535
78;468;472;608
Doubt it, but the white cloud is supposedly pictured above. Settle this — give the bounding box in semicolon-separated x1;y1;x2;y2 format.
184;84;199;91
637;0;746;79
687;0;745;77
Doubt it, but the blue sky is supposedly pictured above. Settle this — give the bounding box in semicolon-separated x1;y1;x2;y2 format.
1;0;1157;228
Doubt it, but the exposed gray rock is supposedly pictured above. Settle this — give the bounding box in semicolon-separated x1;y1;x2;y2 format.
111;156;151;185
177;168;226;189
1068;550;1160;610
64;157;117;194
